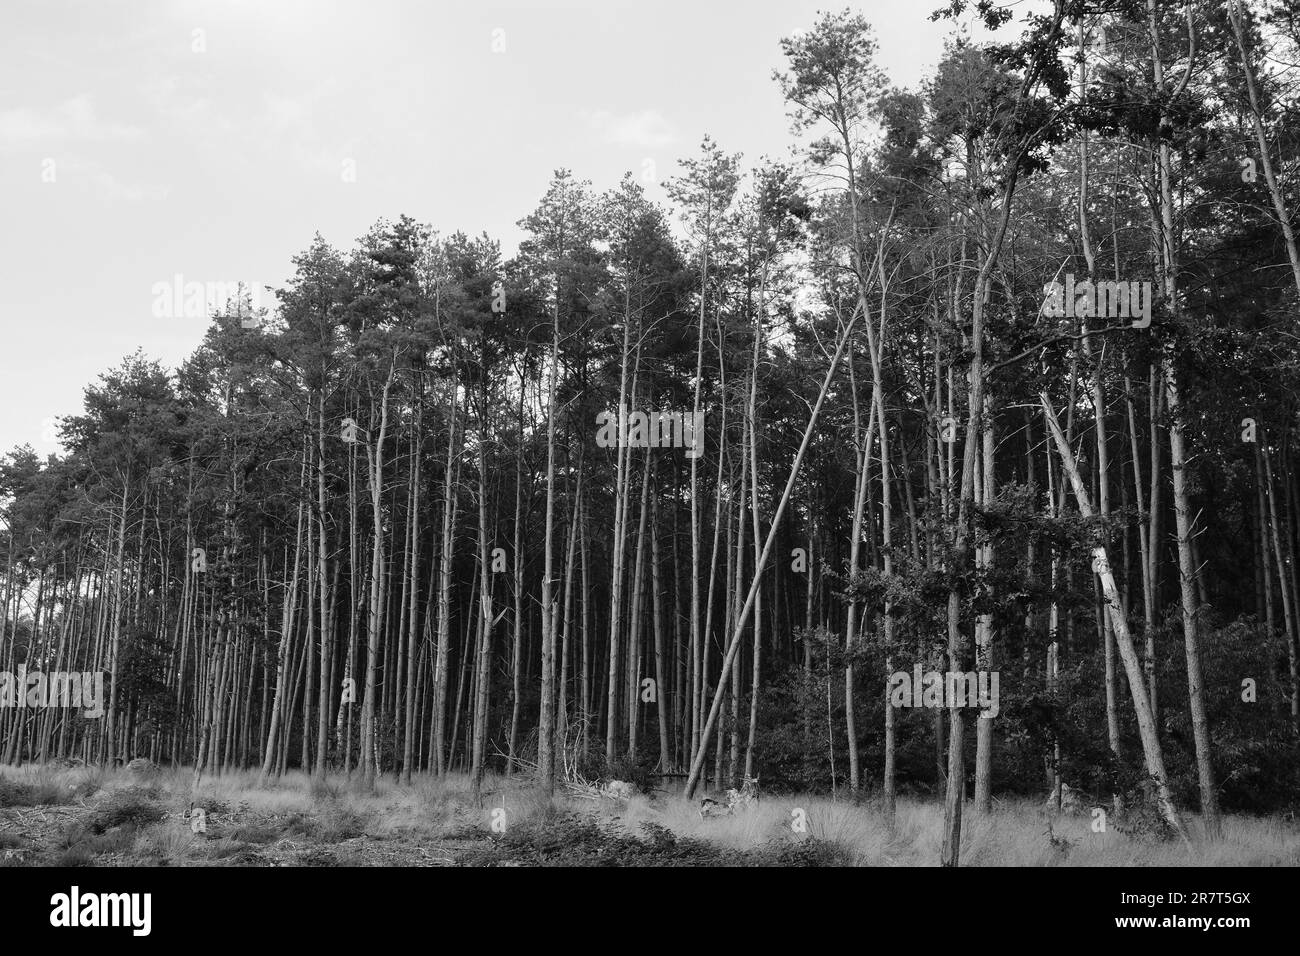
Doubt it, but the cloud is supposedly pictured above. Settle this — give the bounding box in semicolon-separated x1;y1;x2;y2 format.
582;108;676;149
262;91;312;131
0;95;144;150
138;75;230;141
87;167;170;202
48;157;170;202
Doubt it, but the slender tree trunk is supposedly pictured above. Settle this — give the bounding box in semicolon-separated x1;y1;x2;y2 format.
1042;391;1186;838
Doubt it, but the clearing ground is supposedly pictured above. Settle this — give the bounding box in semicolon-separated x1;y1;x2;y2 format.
0;764;1296;867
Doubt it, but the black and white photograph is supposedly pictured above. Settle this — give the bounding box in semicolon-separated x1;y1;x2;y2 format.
0;0;1292;934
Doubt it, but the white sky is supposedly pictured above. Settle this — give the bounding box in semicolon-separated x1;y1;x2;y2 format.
0;0;1018;457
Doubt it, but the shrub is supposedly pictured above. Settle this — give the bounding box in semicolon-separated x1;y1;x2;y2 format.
228;824;280;844
85;790;165;834
0;775;68;808
450;813;851;867
317;803;369;843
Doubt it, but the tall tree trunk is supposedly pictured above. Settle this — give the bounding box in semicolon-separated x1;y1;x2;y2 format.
685;305;859;799
1148;0;1221;839
1042;392;1187;838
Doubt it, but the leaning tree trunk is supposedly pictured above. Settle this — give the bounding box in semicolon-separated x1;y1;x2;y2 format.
1042;392;1187;838
685;305;859;799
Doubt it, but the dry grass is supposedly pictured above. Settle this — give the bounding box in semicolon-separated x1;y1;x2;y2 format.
588;787;1300;865
1;762;1297;866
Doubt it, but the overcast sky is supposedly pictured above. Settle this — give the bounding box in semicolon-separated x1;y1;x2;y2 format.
0;0;1015;458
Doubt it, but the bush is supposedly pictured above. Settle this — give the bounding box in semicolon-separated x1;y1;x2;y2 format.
56;822;142;861
0;775;68;808
1111;784;1179;844
761;837;856;867
85;790;165;834
310;780;341;802
452;813;851;867
283;811;318;839
577;749;658;795
52;845;96;867
282;803;370;843
0;779;39;808
317;803;368;842
229;824;280;844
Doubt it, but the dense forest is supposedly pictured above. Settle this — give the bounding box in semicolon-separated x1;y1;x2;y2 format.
5;0;1300;866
